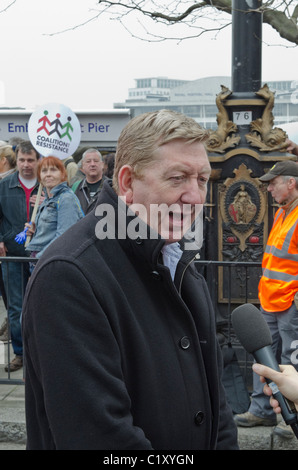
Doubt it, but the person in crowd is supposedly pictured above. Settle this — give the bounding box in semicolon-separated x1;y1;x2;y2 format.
0;144;17;341
22;109;238;450
253;363;298;414
69;158;85;187
0;141;40;372
103;152;115;178
0;145;16;179
235;161;298;439
24;156;84;263
8;137;25;152
61;156;78;185
69;146;91;186
73;148;107;214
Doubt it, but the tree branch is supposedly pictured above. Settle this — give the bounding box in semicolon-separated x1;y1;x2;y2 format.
0;0;16;14
262;7;298;44
42;0;298;46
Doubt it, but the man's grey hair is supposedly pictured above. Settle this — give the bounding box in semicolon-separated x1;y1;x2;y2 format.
82;148;102;161
282;175;298;189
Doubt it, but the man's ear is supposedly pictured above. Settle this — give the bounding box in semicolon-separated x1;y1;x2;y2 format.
289;177;296;189
118;165;134;204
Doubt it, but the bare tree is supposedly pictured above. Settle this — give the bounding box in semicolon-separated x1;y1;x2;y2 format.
64;0;297;46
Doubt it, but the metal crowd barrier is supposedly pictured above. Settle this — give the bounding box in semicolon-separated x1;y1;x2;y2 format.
0;256;37;385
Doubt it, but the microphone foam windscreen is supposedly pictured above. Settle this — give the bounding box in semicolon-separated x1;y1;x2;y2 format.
231;303;272;354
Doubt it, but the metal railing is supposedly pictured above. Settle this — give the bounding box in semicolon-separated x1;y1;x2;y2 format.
0;256;37;385
195;259;262;391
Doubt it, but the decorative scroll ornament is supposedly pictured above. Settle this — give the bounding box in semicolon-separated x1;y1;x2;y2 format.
245;84;288;152
219;164;267;253
206;85;241;154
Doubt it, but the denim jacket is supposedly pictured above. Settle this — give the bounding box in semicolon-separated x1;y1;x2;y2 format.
26;182;84;258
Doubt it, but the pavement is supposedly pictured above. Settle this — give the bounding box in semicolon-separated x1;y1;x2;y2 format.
0;298;298;451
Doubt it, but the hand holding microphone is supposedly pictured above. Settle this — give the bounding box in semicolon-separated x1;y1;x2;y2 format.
253;363;298;414
231;303;298;439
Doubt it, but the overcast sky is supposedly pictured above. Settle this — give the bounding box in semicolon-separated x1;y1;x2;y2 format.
0;0;297;110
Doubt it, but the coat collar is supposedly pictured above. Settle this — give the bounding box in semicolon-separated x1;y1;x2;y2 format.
8;171;39;190
80;175;107;190
95;181;202;272
280;196;298;217
95;181;165;269
8;171;24;188
45;182;69;199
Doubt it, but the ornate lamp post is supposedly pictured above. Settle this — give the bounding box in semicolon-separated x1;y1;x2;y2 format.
204;0;293;321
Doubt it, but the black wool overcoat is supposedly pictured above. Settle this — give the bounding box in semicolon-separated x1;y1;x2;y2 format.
22;181;238;450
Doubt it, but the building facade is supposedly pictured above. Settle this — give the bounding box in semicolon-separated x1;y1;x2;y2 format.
114;76;298;132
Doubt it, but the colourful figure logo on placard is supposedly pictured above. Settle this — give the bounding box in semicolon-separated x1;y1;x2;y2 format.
28;103;81;159
37;110;73;141
37;110;51;135
61;116;73;141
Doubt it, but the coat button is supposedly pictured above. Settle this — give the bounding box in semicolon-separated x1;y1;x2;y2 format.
180;336;190;349
194;411;205;426
151;271;161;280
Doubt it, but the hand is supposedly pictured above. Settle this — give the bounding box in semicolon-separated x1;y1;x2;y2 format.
30;193;45;207
253;363;298;413
0;242;7;257
25;222;36;237
286;139;298;157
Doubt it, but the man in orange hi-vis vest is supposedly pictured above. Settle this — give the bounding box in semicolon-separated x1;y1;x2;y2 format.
235;160;298;439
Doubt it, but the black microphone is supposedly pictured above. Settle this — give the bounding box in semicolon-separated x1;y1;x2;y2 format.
231;303;298;439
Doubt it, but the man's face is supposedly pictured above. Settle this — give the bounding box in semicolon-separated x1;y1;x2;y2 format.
267;176;291;204
17;150;38;180
125;139;211;244
82;152;104;181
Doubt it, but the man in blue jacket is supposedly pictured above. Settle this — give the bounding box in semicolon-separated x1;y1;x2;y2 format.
22;110;238;450
0;141;40;371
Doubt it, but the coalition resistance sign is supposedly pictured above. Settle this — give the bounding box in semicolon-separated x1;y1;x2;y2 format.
28;103;81;159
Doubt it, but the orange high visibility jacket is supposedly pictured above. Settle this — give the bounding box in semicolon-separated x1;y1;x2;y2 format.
259;204;298;312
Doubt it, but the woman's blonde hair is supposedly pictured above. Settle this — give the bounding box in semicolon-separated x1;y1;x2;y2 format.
112;109;210;193
0;145;16;169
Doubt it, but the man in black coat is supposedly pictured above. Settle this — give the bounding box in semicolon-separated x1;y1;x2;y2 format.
0;141;40;372
22;110;238;450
